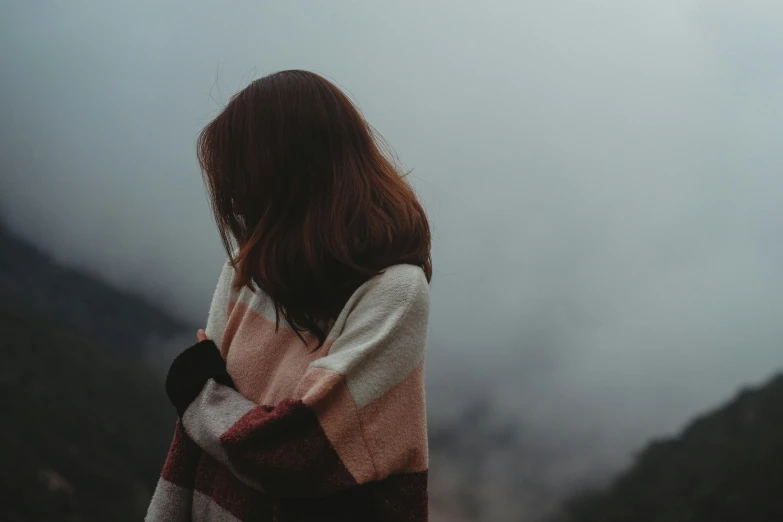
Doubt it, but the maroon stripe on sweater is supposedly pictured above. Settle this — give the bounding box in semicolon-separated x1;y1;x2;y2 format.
272;471;429;522
365;470;429;521
161;420;202;489
193;453;273;521
221;399;357;498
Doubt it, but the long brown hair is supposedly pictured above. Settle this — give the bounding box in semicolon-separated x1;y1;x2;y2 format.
197;70;432;347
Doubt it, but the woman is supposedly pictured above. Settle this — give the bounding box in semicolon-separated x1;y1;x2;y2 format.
146;70;432;522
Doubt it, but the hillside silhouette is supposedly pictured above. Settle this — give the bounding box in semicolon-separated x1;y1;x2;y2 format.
0;225;183;522
560;373;783;522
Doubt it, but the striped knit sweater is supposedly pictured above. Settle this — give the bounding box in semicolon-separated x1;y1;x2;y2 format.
146;262;431;522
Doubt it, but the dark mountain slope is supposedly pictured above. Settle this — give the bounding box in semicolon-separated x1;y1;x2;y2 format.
560;373;783;522
0;224;193;361
0;225;186;521
0;294;176;522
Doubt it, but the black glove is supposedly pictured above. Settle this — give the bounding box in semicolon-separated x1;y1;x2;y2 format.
165;339;236;418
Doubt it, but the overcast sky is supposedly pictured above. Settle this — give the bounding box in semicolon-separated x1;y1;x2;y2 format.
2;0;783;486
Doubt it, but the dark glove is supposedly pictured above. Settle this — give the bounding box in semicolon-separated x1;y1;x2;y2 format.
165;339;236;418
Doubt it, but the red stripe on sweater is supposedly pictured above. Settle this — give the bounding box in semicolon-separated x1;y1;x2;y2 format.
272;471;429;521
366;470;429;520
161;421;201;489
221;399;358;498
193;453;273;521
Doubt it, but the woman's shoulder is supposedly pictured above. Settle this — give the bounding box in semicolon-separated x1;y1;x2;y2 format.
354;264;430;314
365;263;429;299
317;264;430;388
326;264;430;344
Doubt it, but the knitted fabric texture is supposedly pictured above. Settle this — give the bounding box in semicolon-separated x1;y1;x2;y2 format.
146;263;431;522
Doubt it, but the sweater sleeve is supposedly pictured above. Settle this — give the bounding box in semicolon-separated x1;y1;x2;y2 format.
167;265;430;499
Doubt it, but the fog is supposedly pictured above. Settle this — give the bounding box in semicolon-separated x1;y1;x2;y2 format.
2;0;783;510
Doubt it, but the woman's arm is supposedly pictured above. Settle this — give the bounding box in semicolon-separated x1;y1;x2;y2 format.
165;266;430;499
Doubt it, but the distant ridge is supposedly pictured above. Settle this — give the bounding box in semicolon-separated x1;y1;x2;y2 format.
0;222;193;361
560;372;783;522
0;223;179;521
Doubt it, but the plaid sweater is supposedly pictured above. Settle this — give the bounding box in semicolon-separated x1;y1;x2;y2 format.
146;263;430;522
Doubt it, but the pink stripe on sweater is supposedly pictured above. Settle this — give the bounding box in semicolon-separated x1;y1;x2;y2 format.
359;360;429;476
297;367;377;484
223;300;329;406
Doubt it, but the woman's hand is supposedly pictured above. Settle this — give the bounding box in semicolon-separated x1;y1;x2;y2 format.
197;329;209;342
